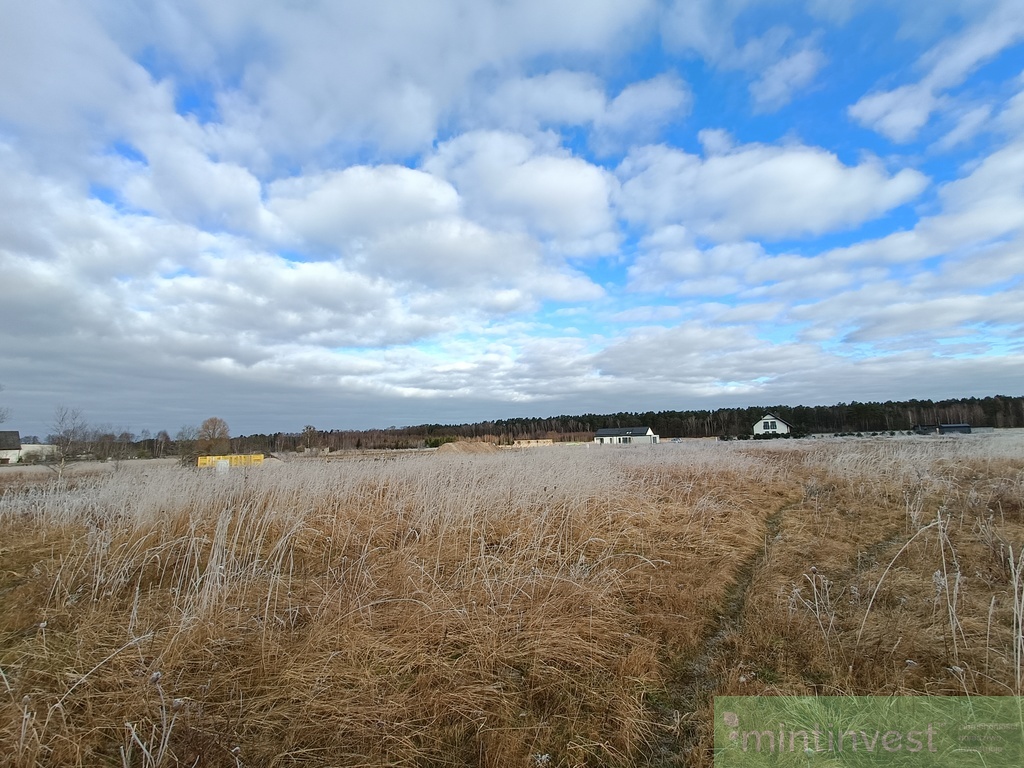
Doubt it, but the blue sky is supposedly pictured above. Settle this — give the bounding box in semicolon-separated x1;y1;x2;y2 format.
1;0;1022;437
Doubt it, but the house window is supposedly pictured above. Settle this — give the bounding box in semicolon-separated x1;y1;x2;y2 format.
770;421;777;430
763;421;772;430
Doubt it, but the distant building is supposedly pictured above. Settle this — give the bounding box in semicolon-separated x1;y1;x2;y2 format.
594;427;659;445
0;431;21;464
752;414;793;436
913;424;972;435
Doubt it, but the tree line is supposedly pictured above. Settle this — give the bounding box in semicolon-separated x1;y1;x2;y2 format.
6;394;1023;464
232;394;1024;452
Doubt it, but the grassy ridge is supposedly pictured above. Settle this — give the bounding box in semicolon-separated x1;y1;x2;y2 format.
1;436;1022;766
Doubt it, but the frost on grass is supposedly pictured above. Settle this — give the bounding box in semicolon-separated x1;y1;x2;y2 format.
1;434;1023;766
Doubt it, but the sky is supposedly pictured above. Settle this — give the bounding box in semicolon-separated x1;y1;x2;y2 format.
1;0;1023;438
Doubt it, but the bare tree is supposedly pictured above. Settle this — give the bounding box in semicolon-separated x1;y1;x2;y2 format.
197;417;230;456
175;425;199;466
155;429;170;458
109;429;136;466
0;384;10;425
302;424;320;453
47;406;88;479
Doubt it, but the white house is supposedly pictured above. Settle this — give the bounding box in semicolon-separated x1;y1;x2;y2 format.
0;431;21;464
594;427;660;445
752;414;793;436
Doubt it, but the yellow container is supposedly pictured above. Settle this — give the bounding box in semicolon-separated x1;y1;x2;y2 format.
197;454;264;467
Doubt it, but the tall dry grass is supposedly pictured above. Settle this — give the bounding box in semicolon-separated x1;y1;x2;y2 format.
1;444;795;767
693;432;1024;762
2;433;1022;767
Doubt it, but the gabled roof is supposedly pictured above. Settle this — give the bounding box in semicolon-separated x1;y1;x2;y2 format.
595;426;653;437
756;413;793;427
0;431;21;451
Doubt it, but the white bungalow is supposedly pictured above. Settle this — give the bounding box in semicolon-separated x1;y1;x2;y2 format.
0;431;21;464
752;414;793;436
594;427;660;445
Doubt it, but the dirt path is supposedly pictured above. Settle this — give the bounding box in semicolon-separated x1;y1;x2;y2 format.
650;503;794;766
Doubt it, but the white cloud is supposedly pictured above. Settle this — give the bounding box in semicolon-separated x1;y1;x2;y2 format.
592;321;825;394
474;71;607;131
355;218;537;292
592;74;691;152
102;0;657;161
661;0;825;111
123;143;267;233
472;71;690;154
617;141;928;241
845;291;1024;343
698;129;735;155
0;138;608;432
628;229;764;294
849;0;1024;141
3;0;1024;436
425;131;620;255
933;104;993;151
0;0;149;145
268;166;459;248
661;0;778;65
750;47;826;112
609;305;685;323
788;281;1024;349
824;136;1024;269
848;84;941;144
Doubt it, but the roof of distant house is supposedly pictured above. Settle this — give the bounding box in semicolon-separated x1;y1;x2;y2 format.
0;431;21;451
594;427;654;437
756;413;793;426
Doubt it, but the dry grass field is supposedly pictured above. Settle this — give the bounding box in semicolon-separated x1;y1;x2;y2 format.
1;433;1022;766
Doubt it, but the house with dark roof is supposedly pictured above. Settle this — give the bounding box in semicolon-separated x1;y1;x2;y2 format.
593;427;659;445
913;423;972;435
752;414;793;436
0;430;21;464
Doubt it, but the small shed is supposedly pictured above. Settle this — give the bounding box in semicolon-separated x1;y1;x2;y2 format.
752;414;792;436
594;427;660;445
0;431;21;464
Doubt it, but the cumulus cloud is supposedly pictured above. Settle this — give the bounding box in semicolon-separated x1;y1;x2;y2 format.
592;321;827;395
617;141;928;241
592;74;692;152
0;0;150;146
0;133;607;434
472;71;690;154
627;227;764;295
123;143;267;233
823;137;1024;268
425;131;620;255
102;0;657;161
268;166;459;248
476;71;608;131
2;0;1024;436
